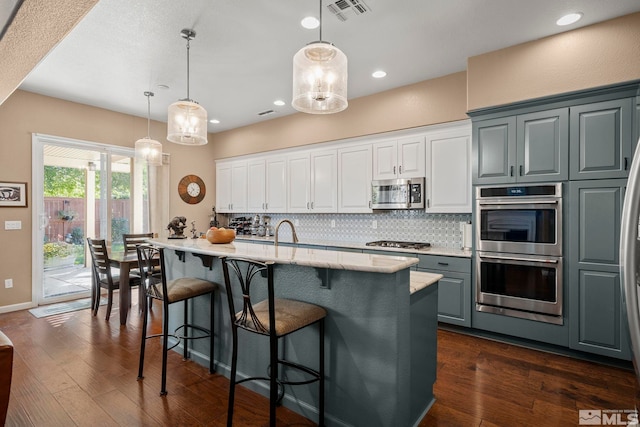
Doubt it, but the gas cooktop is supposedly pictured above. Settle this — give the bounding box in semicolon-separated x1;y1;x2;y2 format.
365;240;431;250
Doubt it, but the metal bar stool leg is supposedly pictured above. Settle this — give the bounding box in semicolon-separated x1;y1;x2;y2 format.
227;327;238;427
138;295;149;380
183;299;189;360
160;301;169;396
319;319;325;427
269;334;278;427
209;292;215;374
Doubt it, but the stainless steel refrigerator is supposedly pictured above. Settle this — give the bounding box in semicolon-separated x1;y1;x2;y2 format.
619;137;640;411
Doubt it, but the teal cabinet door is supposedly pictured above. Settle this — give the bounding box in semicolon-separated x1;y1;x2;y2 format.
570;98;633;180
473;109;569;185
416;254;472;327
434;271;471;327
473;117;516;185
516;108;569;182
568;179;630;359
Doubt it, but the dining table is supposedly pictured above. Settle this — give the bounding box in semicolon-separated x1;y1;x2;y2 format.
108;251;141;326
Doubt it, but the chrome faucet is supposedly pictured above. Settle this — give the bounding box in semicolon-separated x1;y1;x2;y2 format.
274;219;299;246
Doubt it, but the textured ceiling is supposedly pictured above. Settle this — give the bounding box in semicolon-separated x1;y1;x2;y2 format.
6;0;640;133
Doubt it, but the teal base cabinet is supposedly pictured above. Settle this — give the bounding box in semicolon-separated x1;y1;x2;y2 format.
416;254;472;327
568;179;631;360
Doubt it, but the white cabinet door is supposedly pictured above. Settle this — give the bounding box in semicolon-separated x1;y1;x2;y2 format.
398;136;426;178
265;156;287;212
425;123;472;213
230;161;247;212
372;140;398;180
247;159;266;212
338;144;372;213
287;153;310;213
373;137;425;179
310;149;337;212
216;162;232;213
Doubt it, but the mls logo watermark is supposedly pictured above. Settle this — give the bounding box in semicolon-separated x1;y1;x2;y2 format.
579;409;639;425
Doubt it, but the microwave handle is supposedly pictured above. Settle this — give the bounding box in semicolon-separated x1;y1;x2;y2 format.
480;254;559;264
478;200;558;206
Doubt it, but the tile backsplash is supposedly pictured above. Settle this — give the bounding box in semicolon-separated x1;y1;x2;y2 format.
225;211;472;249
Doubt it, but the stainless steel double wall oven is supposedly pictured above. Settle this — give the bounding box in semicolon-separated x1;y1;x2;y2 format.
475;183;564;324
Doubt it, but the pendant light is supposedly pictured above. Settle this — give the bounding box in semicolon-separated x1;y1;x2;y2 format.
292;0;348;114
167;29;208;145
135;91;163;166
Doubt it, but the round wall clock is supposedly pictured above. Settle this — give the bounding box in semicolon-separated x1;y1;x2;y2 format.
178;174;206;204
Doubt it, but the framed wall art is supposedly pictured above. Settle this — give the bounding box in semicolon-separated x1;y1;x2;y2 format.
0;181;27;207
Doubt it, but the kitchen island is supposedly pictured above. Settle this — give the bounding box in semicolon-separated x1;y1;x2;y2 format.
149;237;441;427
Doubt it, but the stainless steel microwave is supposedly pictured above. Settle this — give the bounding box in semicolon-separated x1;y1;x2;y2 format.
371;177;425;210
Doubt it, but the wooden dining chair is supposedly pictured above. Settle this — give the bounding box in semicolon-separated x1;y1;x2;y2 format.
123;233;154;254
87;238;141;320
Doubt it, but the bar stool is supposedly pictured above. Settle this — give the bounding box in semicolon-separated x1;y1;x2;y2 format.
137;244;218;395
221;256;326;427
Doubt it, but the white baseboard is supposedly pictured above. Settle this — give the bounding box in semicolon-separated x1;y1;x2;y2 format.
0;301;37;314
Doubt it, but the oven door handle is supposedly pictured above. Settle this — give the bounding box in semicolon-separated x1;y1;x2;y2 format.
479;254;559;264
478;200;558;206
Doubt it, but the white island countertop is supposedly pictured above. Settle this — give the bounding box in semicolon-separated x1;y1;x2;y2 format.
234;235;472;258
149;237;419;274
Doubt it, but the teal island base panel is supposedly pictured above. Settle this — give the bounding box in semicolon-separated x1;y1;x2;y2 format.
159;248;438;427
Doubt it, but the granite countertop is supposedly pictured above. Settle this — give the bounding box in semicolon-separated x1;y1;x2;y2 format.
409;271;443;294
234;235;472;258
149;237;419;274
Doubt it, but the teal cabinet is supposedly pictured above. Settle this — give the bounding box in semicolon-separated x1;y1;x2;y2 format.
568;179;630;360
473;117;516;184
569;98;633;180
416;254;471;327
473;108;568;184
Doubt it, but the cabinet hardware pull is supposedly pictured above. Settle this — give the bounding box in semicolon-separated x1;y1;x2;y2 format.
265;202;268;210
625;157;629;170
480;254;558;264
427;199;430;208
307;202;310;209
399;165;402;174
479;200;558;206
393;166;396;175
510;165;514;176
437;262;449;266
519;165;523;176
369;200;372;209
311;201;314;209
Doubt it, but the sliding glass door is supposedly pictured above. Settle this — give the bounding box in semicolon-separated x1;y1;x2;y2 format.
32;134;149;304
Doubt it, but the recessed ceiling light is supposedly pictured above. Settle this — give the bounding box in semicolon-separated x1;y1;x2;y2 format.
301;16;319;29
273;100;286;106
372;70;387;79
556;12;583;26
209;119;220;124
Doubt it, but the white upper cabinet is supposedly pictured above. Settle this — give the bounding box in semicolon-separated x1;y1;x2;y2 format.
287;149;337;213
373;136;425;179
338;144;372;213
424;122;472;213
265;156;287;212
246;156;287;213
247;158;266;212
216;160;247;213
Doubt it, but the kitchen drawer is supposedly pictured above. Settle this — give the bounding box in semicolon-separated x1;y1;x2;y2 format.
416;254;471;273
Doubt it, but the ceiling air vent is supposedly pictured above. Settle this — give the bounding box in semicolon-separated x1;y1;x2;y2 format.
326;0;370;22
258;110;275;116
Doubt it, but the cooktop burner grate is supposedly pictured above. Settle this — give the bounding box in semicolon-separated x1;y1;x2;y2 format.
366;240;431;250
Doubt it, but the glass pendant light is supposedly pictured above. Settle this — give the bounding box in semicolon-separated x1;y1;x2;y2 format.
135;91;163;166
167;29;208;145
292;0;348;114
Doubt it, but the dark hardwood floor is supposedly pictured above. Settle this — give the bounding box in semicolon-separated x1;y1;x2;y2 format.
0;297;636;426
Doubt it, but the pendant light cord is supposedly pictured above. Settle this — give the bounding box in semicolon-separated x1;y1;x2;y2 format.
186;37;191;101
145;92;153;138
319;0;323;42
